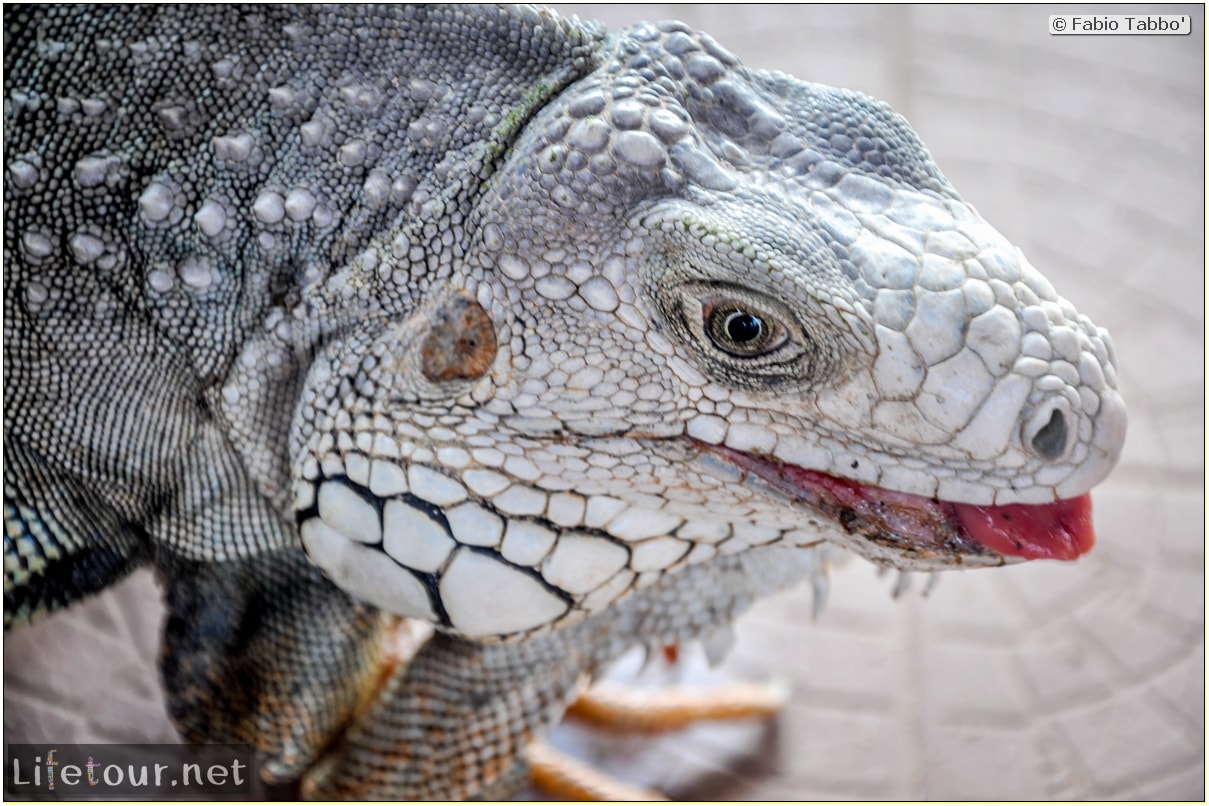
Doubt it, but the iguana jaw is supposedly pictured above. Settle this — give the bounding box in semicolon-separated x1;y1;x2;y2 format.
697;441;1095;568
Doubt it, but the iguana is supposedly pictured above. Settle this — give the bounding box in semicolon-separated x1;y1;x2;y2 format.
4;4;1127;799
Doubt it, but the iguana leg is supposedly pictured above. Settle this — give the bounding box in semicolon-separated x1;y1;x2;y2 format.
158;548;393;782
162;545;579;798
304;630;784;800
4;436;151;627
300;548;813;800
302;627;589;800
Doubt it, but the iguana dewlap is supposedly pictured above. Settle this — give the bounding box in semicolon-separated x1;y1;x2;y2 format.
3;5;1126;798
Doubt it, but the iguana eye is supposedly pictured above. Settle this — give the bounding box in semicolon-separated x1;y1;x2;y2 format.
704;298;788;357
663;281;843;391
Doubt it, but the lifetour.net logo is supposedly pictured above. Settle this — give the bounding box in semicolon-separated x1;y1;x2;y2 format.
5;744;254;798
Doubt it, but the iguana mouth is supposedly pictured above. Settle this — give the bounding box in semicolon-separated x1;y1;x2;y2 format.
698;442;1095;563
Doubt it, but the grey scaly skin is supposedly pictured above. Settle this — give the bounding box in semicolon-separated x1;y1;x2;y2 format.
4;5;1126;799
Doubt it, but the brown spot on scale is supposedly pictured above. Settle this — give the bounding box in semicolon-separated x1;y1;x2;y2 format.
421;292;497;383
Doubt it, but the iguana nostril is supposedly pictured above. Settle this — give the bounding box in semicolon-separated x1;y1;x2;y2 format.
1030;408;1070;461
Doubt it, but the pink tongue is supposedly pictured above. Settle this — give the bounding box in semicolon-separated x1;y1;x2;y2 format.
701;443;1097;562
777;464;1098;561
948;495;1095;561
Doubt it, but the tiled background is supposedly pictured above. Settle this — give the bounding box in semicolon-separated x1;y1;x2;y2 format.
5;4;1204;800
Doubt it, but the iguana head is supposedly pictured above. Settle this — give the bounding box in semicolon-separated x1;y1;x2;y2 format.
291;21;1127;640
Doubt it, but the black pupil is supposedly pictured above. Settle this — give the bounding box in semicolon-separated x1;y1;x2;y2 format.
725;311;763;343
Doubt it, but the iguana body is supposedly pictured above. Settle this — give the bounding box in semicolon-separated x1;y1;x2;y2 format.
4;5;1126;798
